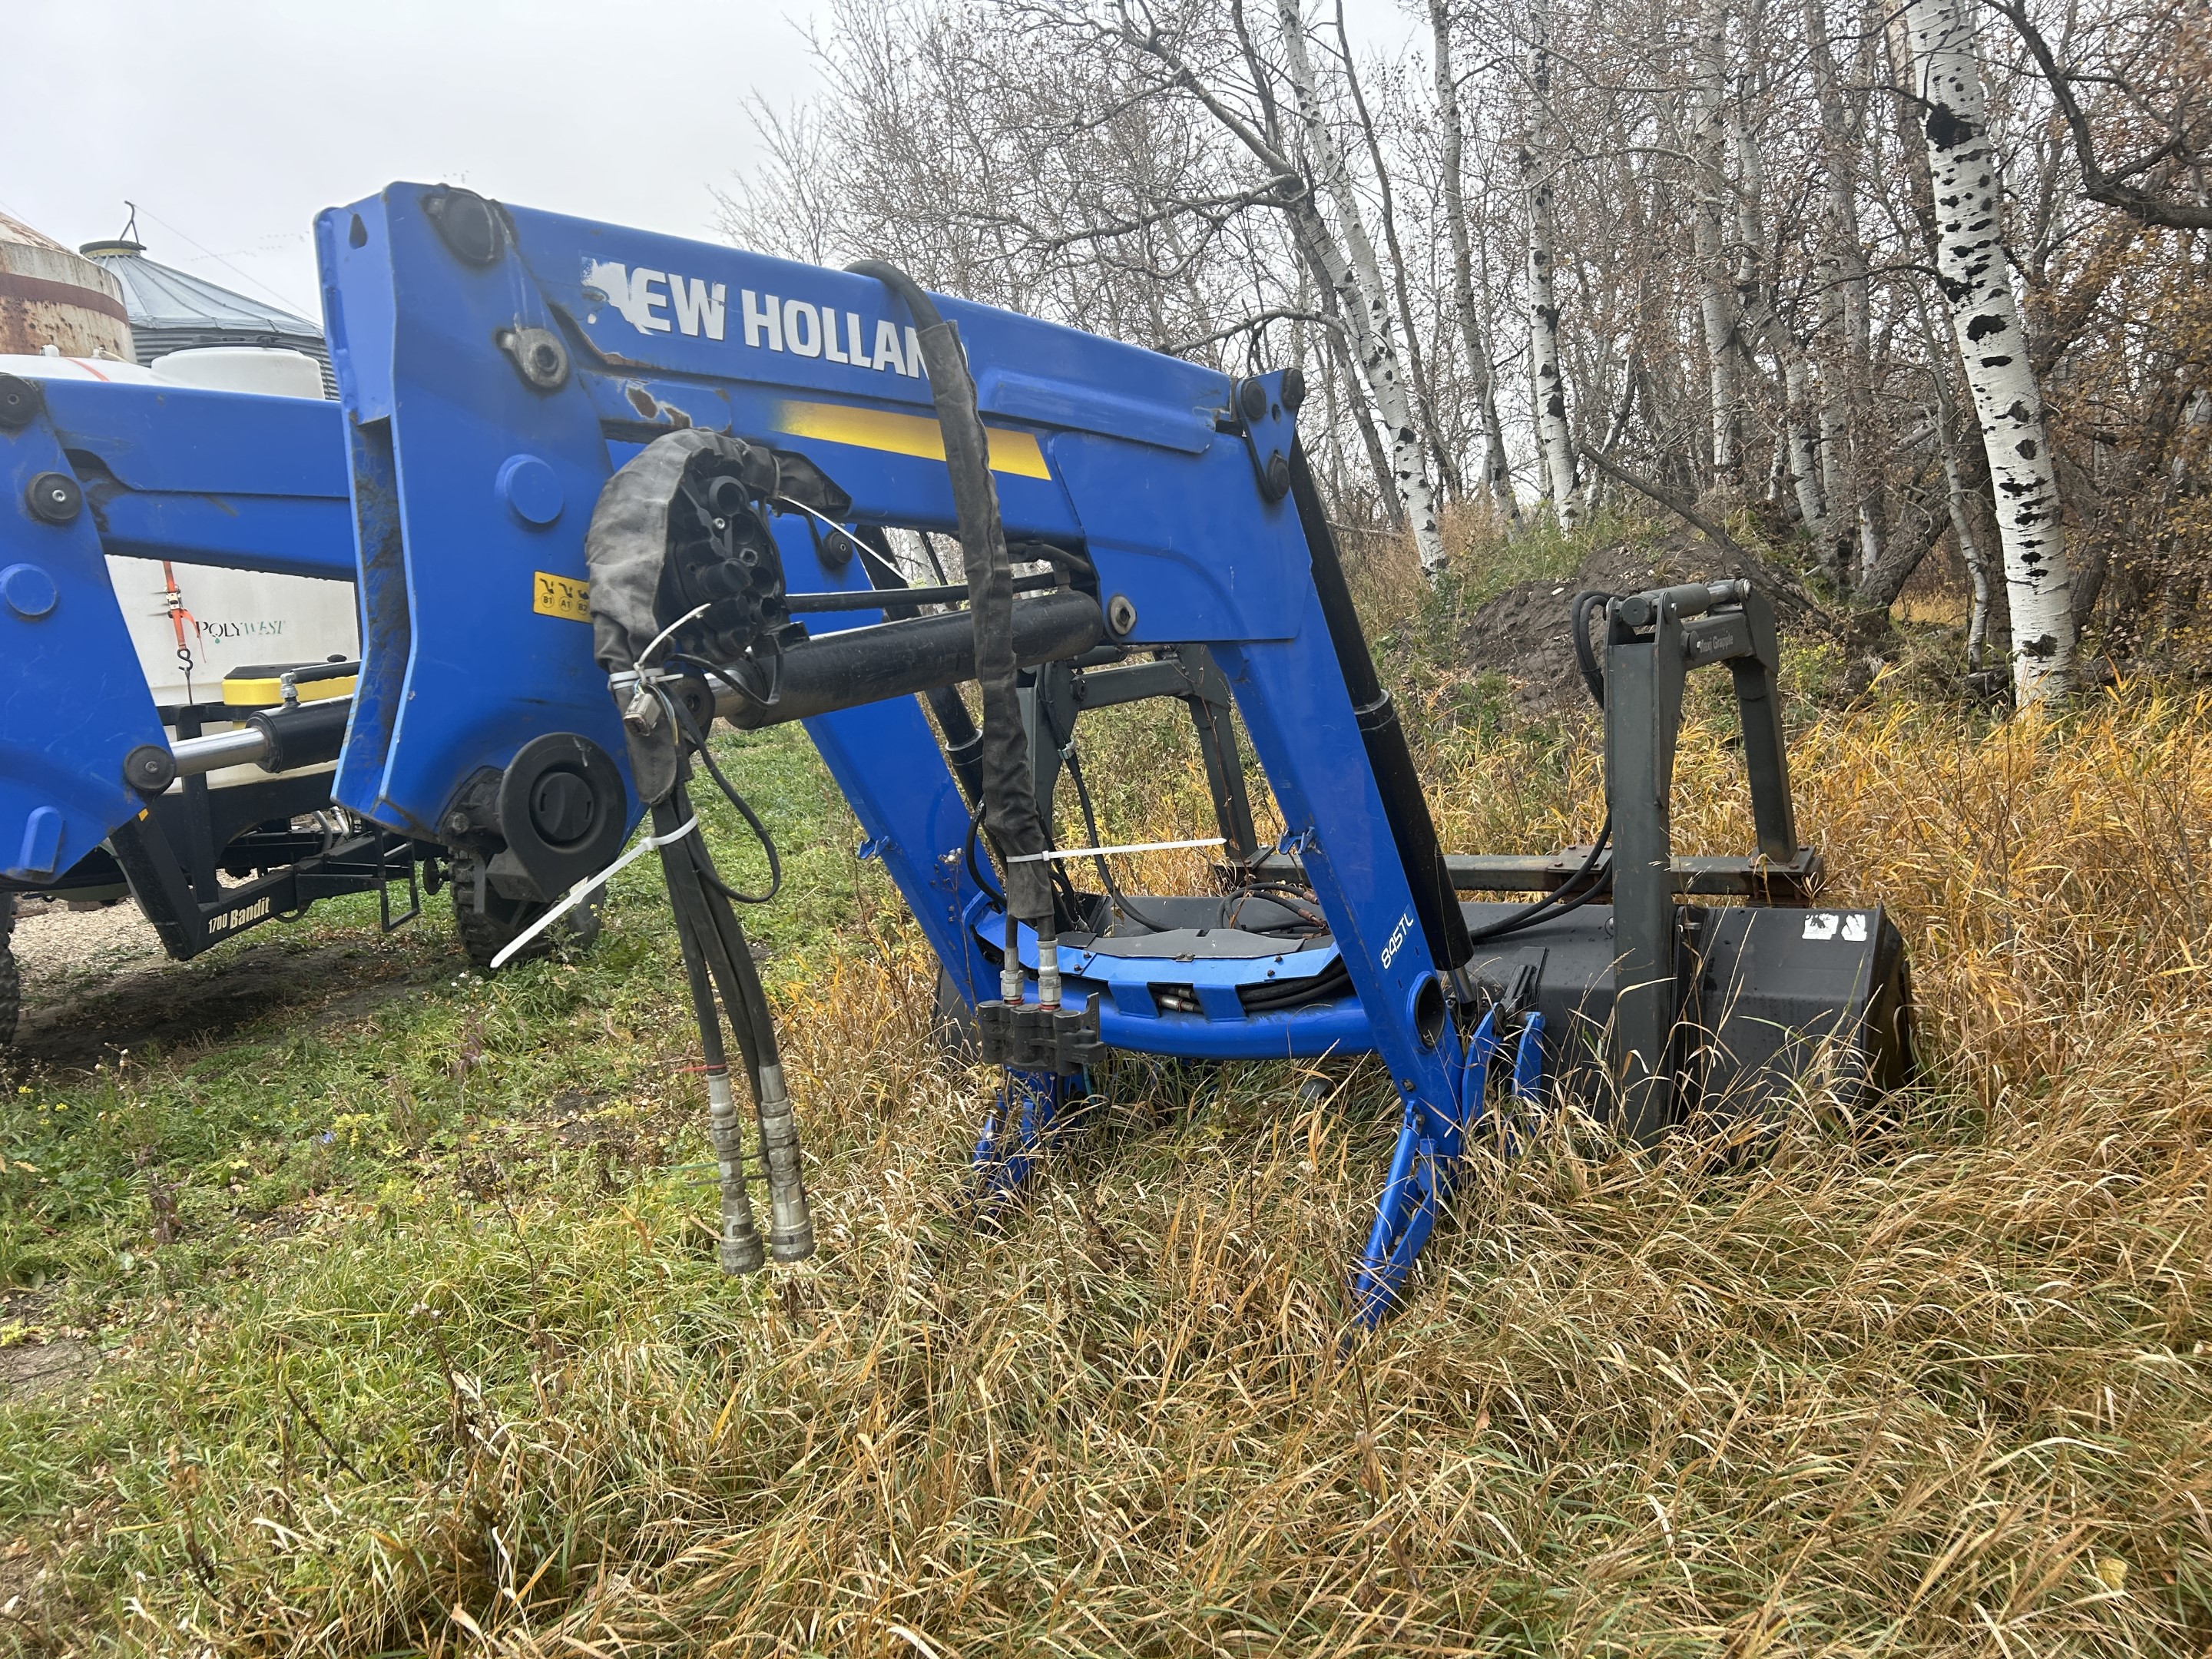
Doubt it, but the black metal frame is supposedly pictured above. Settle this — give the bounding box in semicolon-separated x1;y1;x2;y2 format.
105;804;430;961
1022;643;1261;867
1603;583;1805;1136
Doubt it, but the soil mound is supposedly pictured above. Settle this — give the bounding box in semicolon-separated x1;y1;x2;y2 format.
1461;531;1812;718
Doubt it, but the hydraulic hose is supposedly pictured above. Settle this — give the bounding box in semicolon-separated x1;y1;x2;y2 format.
1571;590;1611;708
1463;816;1614;945
654;783;813;1267
651;793;767;1272
684;820;811;1263
849;258;1061;1008
853;525;985;806
1464;588;1620;948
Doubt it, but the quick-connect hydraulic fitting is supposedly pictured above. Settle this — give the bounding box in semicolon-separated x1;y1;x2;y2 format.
976;994;1104;1077
754;1061;813;1263
1037;937;1062;1011
1001;910;1023;1005
705;1070;765;1273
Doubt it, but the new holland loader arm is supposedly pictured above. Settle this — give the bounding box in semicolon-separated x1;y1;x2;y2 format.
0;371;433;965
316;184;1909;1321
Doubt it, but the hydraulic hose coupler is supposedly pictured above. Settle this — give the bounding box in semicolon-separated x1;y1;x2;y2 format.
1037;935;1063;1011
706;1070;766;1273
1002;909;1023;1005
754;1061;814;1263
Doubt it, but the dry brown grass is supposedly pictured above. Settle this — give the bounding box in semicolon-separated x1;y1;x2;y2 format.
10;680;2212;1654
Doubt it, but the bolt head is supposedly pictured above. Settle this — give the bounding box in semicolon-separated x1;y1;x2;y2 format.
25;472;80;526
0;373;42;432
123;743;177;797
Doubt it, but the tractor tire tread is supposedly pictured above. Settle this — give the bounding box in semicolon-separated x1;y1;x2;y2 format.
452;889;602;972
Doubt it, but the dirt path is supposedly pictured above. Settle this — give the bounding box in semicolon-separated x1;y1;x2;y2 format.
5;896;453;1074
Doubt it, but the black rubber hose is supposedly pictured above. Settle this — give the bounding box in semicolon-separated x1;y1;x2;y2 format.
664;690;782;904
846;260;1053;940
1571;590;1612;708
651;790;765;1272
962;791;1005;906
1451;586;1620;947
1453;586;1621;949
1462;815;1614;945
1229;882;1330;932
1062;740;1184;935
670;782;813;1263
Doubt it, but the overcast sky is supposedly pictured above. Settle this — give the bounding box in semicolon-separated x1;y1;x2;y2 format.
6;0;1422;326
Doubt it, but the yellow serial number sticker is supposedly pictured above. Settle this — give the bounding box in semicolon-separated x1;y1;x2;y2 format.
533;571;591;623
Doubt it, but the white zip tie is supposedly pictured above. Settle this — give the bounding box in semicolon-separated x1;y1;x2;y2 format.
488;814;698;969
1008;836;1224;865
775;495;877;561
639;602;712;671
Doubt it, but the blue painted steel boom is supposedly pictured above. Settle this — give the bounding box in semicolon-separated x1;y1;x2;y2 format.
0;376;353;886
317;184;1491;1315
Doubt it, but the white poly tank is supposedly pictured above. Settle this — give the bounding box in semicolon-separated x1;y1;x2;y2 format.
150;346;326;401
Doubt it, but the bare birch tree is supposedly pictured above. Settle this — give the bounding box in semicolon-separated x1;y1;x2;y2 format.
724;0;2208;681
1902;0;2076;699
1273;0;1449;575
1518;0;1581;525
1429;0;1518;519
1690;0;1744;486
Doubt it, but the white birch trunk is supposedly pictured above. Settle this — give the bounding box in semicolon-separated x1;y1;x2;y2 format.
1942;435;1994;668
1903;0;2075;700
1690;0;1741;486
1274;0;1449;577
1783;355;1830;537
1729;101;1826;538
1922;308;1995;669
1806;0;1884;589
1429;0;1518;522
1287;198;1405;525
1518;0;1580;526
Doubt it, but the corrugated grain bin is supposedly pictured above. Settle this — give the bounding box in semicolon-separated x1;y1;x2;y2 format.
0;211;134;359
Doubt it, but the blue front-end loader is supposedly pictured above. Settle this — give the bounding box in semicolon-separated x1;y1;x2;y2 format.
301;184;1910;1322
0;364;610;1045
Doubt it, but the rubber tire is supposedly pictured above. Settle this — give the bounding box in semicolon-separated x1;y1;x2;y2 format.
0;892;18;1048
452;882;602;972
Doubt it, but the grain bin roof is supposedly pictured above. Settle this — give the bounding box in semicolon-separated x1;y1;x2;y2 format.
78;239;320;338
79;236;333;393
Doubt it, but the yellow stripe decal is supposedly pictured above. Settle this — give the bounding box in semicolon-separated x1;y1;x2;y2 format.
220;676;358;709
773;399;1051;481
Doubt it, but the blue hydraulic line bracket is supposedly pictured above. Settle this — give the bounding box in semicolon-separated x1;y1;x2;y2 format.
972;1065;1087;1204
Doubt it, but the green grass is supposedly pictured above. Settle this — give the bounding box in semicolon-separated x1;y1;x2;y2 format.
1;535;2207;1654
0;725;868;1310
